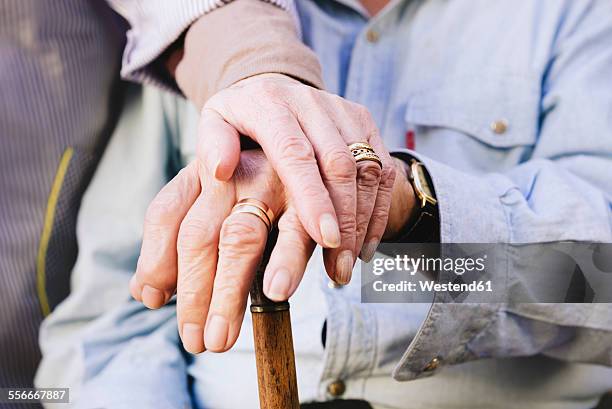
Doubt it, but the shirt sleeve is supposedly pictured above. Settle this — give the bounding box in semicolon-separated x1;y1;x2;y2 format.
391;0;612;381
105;0;300;92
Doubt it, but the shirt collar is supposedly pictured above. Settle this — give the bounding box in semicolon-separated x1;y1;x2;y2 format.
331;0;405;21
333;0;370;18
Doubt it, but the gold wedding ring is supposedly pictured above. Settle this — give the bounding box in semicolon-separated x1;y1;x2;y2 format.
231;198;275;232
348;142;383;169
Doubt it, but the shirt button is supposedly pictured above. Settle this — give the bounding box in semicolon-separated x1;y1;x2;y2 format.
327;380;346;397
490;119;509;134
366;29;380;43
423;356;441;372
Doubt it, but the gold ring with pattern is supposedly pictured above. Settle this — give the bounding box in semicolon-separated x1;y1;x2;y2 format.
348;142;383;169
231;198;275;232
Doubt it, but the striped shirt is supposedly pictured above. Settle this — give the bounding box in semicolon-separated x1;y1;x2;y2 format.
0;0;293;403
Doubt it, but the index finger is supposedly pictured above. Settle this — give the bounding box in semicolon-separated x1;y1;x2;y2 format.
197;109;241;181
204;101;341;250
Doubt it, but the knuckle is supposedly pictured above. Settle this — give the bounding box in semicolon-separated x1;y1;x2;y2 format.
144;197;176;226
253;79;285;100
349;103;379;138
337;206;357;234
329;93;347;106
278;222;310;251
321;149;357;181
177;289;210;323
178;288;205;310
373;195;393;220
355;221;369;239
279;237;310;257
277;210;301;230
219;215;264;250
277;135;315;162
177;217;215;252
381;165;397;189
212;275;244;303
371;206;391;225
340;217;358;236
298;87;323;107
352;103;375;125
357;163;382;188
178;264;210;294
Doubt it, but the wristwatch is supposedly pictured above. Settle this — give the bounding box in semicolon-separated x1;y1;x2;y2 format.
388;154;440;243
409;159;437;212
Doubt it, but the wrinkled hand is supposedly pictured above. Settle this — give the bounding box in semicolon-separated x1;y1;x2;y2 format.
131;149;318;353
130;145;413;354
129;74;418;354
201;73;396;283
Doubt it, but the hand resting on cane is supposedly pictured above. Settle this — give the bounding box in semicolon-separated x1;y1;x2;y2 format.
130;136;416;354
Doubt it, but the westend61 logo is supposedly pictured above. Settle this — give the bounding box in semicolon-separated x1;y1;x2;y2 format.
361;243;612;304
369;253;492;296
372;254;487;276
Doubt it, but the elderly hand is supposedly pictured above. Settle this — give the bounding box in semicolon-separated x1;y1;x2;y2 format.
129;126;415;354
200;74;397;282
131;73;397;300
166;7;396;283
130;145;414;353
131;148;313;353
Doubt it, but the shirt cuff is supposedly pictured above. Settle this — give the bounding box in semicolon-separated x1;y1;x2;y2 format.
389;150;509;380
388;151;612;379
392;149;511;244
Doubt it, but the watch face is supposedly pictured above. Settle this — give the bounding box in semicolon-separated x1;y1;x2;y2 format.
412;162;437;205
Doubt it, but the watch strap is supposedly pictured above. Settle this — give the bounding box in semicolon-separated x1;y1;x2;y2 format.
388;152;440;243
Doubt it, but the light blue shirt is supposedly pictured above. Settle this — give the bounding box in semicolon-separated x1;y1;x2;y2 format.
36;1;612;408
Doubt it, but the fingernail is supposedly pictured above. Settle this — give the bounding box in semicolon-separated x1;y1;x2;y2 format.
142;285;165;309
204;315;229;351
336;250;354;285
129;276;142;301
360;240;380;263
319;213;341;248
182;323;204;354
267;269;292;301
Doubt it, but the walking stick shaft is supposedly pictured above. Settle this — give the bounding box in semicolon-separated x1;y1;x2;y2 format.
250;230;300;409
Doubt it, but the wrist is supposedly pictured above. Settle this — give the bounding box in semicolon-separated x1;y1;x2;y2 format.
230;73;301;88
383;157;419;240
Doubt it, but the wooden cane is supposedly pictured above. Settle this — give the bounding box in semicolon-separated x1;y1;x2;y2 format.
250;229;300;409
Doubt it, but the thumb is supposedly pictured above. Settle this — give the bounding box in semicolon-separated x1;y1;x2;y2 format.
198;108;241;181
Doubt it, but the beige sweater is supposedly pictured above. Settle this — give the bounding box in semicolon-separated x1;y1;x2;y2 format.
168;0;325;109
